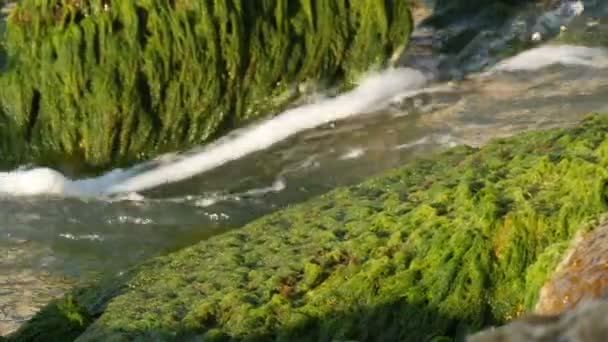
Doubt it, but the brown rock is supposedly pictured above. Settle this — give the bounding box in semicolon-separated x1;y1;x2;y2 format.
471;222;608;341
536;223;608;316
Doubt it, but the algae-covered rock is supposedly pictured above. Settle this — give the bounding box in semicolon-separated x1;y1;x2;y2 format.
11;114;608;341
0;0;412;168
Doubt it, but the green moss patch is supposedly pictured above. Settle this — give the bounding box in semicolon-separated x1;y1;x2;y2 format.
12;114;608;341
0;0;412;168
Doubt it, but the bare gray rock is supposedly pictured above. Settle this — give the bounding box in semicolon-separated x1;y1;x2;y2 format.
469;299;608;342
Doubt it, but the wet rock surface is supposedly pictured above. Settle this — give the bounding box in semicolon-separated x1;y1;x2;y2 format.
536;222;608;315
401;0;593;80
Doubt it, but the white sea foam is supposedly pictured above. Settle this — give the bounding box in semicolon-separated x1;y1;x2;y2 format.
394;137;430;150
339;148;366;160
0;67;427;197
59;233;104;241
3;45;605;198
393;133;460;151
491;45;608;72
168;178;286;208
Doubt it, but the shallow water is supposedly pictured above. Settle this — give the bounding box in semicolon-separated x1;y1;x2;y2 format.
3;40;608;336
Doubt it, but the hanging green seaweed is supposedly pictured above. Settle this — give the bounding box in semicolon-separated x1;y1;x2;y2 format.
0;0;412;168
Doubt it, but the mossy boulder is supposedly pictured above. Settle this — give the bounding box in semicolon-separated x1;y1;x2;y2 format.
11;114;608;341
0;0;412;168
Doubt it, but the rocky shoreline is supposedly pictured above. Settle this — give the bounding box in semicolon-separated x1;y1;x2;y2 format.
5;0;608;341
8;113;608;340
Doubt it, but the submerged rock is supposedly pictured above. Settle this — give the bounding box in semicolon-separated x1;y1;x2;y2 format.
0;0;412;168
10;114;608;341
0;240;75;337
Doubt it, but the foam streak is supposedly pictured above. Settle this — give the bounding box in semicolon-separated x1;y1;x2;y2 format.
0;68;426;197
491;45;608;72
104;68;426;194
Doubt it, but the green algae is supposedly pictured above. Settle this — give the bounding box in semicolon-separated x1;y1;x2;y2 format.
12;114;608;341
0;0;412;168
